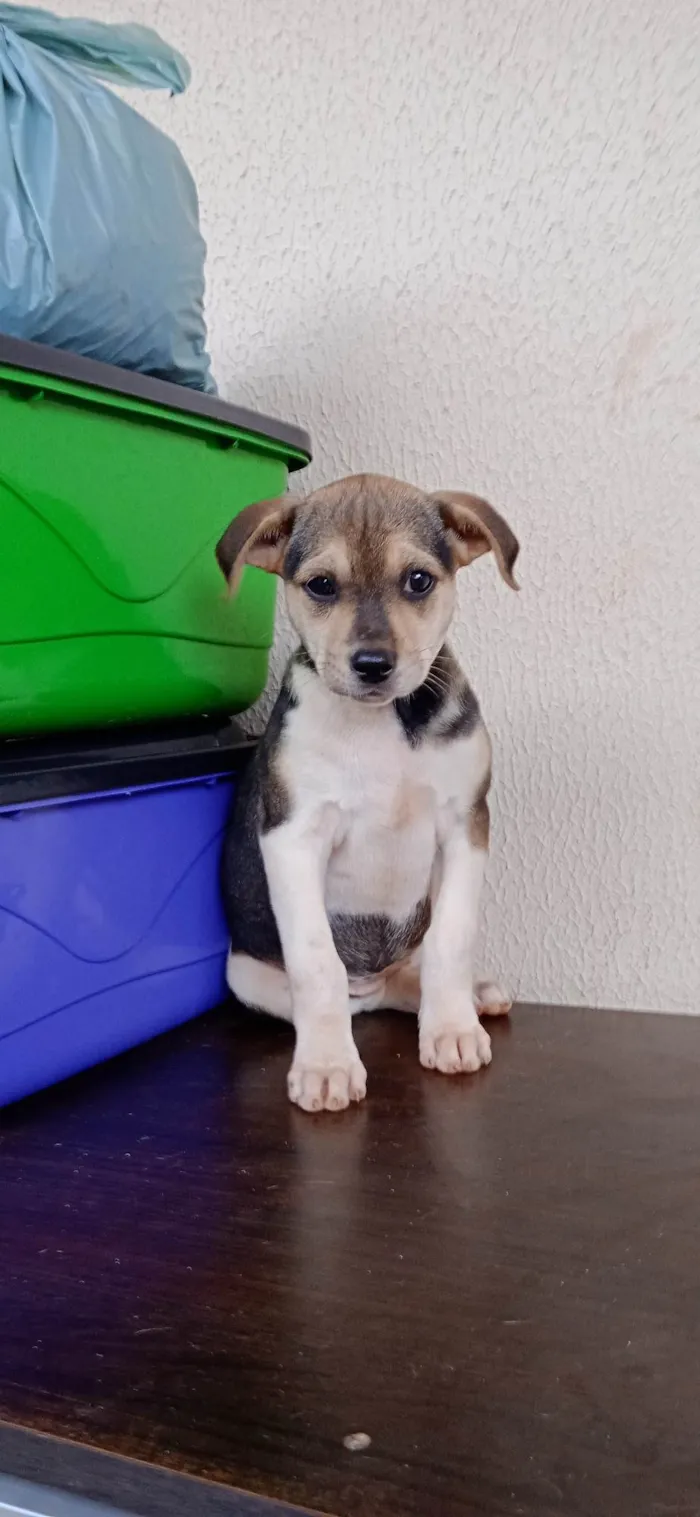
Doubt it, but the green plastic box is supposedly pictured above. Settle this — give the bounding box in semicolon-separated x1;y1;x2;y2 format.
0;336;311;735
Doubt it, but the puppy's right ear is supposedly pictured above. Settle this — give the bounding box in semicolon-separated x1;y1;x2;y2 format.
215;496;300;595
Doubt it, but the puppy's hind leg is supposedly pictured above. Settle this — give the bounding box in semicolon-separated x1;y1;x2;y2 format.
366;959;511;1017
379;956;422;1013
230;954;393;1021
226;950;294;1022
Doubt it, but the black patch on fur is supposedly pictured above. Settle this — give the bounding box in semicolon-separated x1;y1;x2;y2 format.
394;645;481;746
329;898;431;977
393;648;451;746
259;687;295;832
295;644;317;674
420;515;453;571
221;766;284;966
221;662;302;966
283;517;318;580
394;682;444;746
352;592;392;643
435;683;480;743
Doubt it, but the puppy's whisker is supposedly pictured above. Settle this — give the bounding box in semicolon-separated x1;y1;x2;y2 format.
425;673;451;698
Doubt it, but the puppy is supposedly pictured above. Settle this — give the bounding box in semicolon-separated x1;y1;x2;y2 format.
217;474;519;1112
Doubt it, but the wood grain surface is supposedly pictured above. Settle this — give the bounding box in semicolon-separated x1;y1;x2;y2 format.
1;1002;699;1517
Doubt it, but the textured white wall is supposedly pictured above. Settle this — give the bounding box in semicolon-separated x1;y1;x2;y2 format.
51;0;700;1013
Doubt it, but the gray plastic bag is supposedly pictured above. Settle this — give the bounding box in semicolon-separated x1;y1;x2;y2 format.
0;4;214;390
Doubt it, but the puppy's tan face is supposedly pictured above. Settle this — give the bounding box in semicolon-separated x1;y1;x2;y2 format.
283;481;457;702
216;474;519;704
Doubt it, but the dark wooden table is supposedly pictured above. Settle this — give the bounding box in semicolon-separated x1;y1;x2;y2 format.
1;1002;699;1517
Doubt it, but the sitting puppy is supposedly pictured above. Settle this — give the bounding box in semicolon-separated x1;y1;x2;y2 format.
217;474;519;1112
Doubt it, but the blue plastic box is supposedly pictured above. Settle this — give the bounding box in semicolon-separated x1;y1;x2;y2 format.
0;721;252;1108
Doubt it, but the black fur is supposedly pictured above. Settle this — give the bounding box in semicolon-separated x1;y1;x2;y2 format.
393;682;444;746
393;648;450;746
222;766;284;964
295;644;317;674
221;666;301;965
329;899;430;976
394;647;480;747
283;517;319;580
352;592;391;642
422;515;454;571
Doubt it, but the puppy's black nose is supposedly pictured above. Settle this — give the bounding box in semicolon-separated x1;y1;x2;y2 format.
351;649;395;684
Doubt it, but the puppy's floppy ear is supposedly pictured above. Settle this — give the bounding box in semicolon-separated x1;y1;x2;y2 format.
432;491;520;589
215;496;300;594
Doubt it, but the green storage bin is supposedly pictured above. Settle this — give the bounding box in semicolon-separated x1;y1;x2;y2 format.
0;336;311;735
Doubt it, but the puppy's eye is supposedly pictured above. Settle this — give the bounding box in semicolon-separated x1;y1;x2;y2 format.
305;575;338;602
403;569;435;598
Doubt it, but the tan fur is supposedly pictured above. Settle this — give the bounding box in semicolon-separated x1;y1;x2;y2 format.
383;532;448;578
215;496;297;591
290;535;353;585
285;580;358;689
432;491;520;588
281;478;469;703
468;797;490;850
391;777;428;830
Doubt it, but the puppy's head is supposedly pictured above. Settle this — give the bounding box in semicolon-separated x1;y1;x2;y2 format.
216;474;519;703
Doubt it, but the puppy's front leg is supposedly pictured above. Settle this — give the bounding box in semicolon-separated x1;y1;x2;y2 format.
419;818;492;1075
261;822;366;1112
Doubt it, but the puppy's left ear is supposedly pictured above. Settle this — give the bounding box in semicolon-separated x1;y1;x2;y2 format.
432;491;520;589
215;495;300;595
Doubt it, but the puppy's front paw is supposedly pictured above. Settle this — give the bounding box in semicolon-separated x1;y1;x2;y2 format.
419;1021;492;1075
288;1054;367;1112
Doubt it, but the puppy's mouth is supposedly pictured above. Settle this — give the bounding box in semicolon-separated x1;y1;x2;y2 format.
353;685;395;704
315;664;396;704
323;676;395;705
319;663;429;706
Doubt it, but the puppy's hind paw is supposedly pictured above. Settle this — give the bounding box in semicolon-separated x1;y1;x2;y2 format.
474;979;513;1017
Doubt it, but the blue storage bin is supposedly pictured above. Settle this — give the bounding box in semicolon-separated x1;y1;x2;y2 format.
0;721;252;1107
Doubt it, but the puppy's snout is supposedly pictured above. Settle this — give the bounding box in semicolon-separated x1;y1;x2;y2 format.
351;649;395;684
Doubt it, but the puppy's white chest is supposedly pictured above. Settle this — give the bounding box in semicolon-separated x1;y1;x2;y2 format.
285;678;489;923
325;741;437;920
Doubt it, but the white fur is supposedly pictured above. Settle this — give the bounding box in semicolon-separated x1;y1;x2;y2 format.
227;660;500;1112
